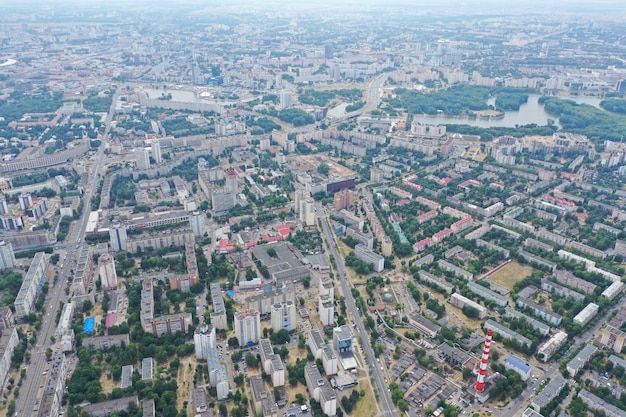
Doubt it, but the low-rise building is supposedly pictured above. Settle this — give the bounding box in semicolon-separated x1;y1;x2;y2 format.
573;303;599;327
354;244;385;272
409;314;441;338
504;356;531;381
450;293;487;319
516;297;563;326
566;344;597;376
418;270;454;294
437;259;473;280
541;280;585;302
82;334;130;350
537;331;568;362
83;396;139;417
484;319;532;349
531;375;566;411
579;389;626;417
603;281;626;300
121;365;134;389
467;282;508;306
503;307;550;336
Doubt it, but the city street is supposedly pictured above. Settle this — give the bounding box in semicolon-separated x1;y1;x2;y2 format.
317;201;399;417
14;91;118;417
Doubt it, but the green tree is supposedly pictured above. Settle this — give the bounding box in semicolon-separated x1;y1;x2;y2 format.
317;163;330;175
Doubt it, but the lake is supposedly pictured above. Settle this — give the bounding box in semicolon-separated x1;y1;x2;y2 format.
411;95;604;128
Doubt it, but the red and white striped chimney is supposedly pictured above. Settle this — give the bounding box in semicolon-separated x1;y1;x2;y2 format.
475;329;493;392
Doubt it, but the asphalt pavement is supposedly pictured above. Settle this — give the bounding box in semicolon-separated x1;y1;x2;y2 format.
317;201;399;417
14;91;118;417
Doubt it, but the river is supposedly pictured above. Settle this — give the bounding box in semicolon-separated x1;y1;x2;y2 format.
411;95;604;128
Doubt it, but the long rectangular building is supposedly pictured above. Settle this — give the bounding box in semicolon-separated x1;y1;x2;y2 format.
354;244;385;273
516;297;563;326
503;307;550;336
484;319;532;349
467;282;508;307
531;375;566;411
437;259;473;280
518;250;557;272
537;331;568;362
418;270;454;294
579;389;626;417
14;252;48;318
541;280;585;302
566;344;597;376
450;293;487;318
210;283;228;330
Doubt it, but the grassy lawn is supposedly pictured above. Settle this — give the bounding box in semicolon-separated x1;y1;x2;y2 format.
352;379;380;417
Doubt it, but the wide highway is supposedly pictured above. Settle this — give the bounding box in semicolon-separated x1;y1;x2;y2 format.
15;91;118;417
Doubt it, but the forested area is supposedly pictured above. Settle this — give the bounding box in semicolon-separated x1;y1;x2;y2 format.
0;91;65;121
278;108;315;126
82;95;113;112
445;123;557;142
495;93;529;110
0;271;23;306
600;98;626;114
298;88;363;106
386;85;491;115
540;96;626;143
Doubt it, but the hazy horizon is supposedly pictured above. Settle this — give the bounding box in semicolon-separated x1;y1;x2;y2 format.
1;0;626;15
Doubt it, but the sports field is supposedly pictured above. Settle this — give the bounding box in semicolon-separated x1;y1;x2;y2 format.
488;262;534;290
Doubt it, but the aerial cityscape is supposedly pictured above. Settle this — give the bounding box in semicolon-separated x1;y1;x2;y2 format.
2;1;626;417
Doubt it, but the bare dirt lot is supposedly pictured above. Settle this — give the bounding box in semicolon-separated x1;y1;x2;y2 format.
487;262;534;290
287;154;357;178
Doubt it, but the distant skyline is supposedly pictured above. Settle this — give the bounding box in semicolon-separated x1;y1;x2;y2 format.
1;0;626;14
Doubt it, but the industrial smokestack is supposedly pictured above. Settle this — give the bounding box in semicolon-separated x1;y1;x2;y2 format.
475;329;493;392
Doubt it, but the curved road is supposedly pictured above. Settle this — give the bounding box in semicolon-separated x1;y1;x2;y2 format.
317;201;398;417
330;73;389;123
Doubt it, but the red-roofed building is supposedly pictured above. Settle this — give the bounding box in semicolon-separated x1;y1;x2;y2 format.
218;239;235;253
443;206;470;219
273;207;291;215
413;237;433;253
451;216;473;233
369;305;387;313
436;177;452;186
105;313;116;329
261;234;284;243
417;196;441;210
389;186;413;199
396;199;411;206
561;172;578;180
417;209;438;224
402;177;423;191
543;194;576;211
432;228;452;243
490;183;504;189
